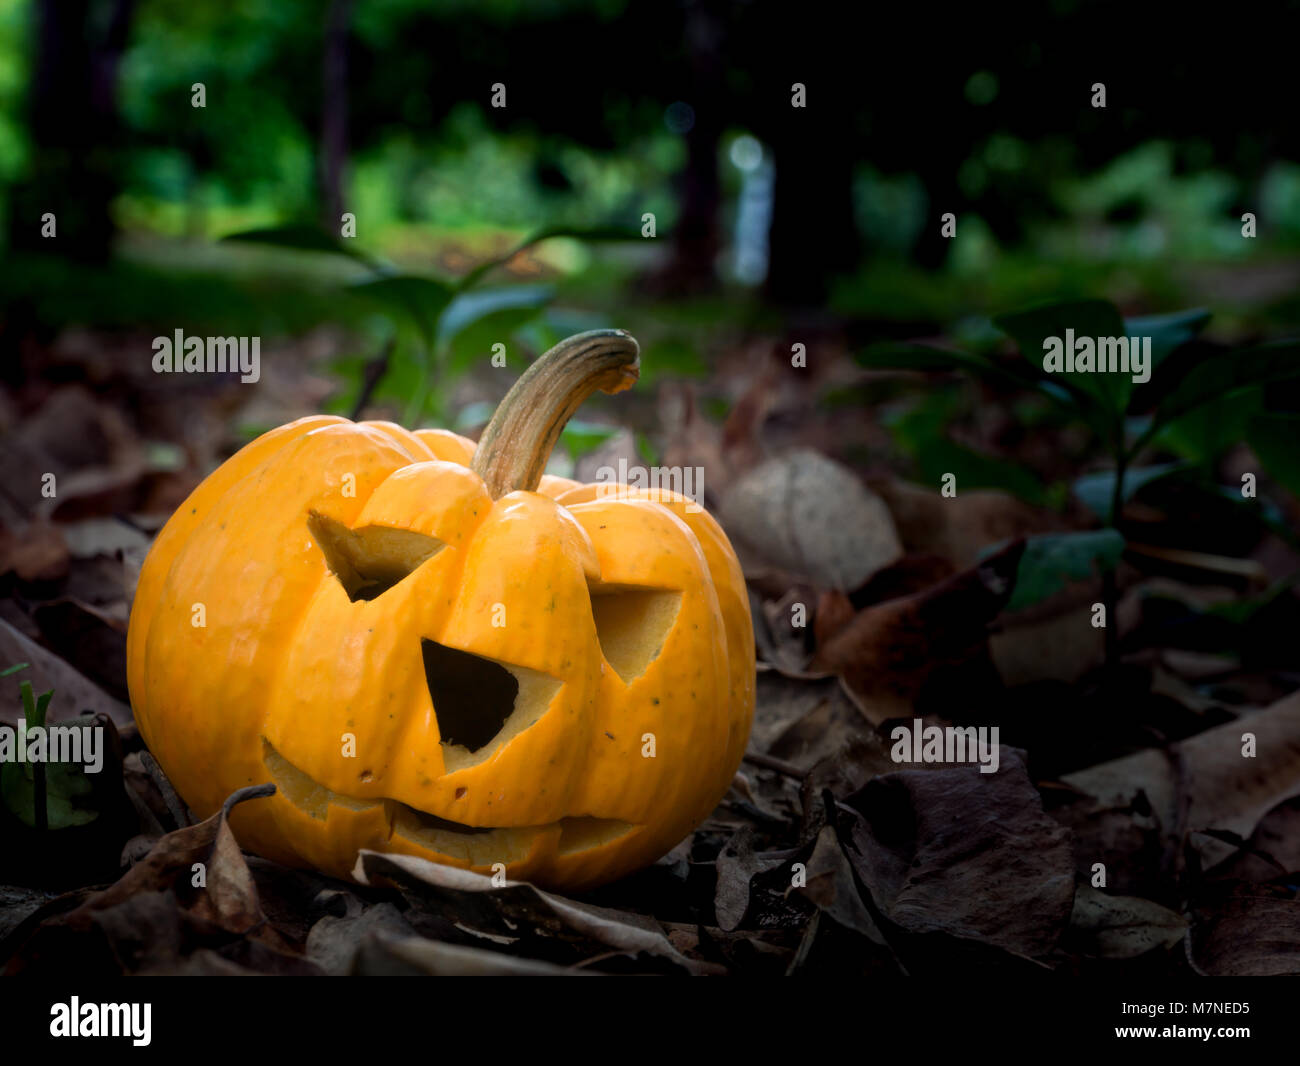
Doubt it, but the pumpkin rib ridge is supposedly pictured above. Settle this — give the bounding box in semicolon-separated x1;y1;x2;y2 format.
137;424;337;762
129;416;346;749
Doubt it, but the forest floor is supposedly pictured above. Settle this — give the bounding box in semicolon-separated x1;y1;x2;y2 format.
2;298;1299;976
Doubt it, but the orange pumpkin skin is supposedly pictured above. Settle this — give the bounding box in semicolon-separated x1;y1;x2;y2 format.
127;339;755;890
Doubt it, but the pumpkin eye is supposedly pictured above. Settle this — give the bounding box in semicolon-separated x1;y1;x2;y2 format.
423;639;562;771
588;585;682;683
309;511;445;602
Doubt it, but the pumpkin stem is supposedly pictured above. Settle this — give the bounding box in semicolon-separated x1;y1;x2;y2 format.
471;329;640;499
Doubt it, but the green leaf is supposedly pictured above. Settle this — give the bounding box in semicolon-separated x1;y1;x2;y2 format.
0;662;29;677
994;299;1130;416
351;274;456;352
1213;484;1288;529
560;420;619;460
1072;462;1190;519
635;431;660;466
380;332;440;425
438;285;553;371
1;740;100;830
515;318;563;356
1143;340;1300;445
1123;307;1211;370
1151;387;1261;463
1209;485;1298;550
887;391;1052;505
1207;575;1299;626
998;529;1126;612
856;341;1044;394
2;686;100;830
542;308;615;338
20;680;49;730
920;439;1052;504
859;336;1113;448
221;224;380;267
454;224;641;294
1246;411;1300;497
640;337;706;382
453;400;496;433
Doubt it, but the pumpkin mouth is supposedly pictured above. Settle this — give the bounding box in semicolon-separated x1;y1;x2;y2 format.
260;739;635;866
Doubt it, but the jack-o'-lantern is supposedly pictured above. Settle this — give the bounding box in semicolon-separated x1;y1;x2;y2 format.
126;330;755;890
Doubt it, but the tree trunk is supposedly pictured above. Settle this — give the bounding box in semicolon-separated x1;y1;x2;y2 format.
662;1;724;293
319;0;354;231
764;129;859;307
8;0;136;261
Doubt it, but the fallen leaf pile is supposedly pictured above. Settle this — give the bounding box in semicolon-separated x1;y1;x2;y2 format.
2;328;1298;975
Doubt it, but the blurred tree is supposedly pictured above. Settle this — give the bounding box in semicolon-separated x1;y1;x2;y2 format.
7;0;1300;303
651;0;724;295
7;0;136;261
318;0;353;229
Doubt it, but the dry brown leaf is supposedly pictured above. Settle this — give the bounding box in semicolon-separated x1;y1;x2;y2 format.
32;599;129;702
1188;896;1300;976
1067;885;1187;960
58;517;153;561
796;825;888;946
748;673;842;754
353;934;584;975
720;449;902;590
353;850;722;974
657;383;733;498
306;901;419;975
852;553;957;607
766;683;874;771
7;385;138;486
0;886;52;942
844;747;1076;960
1060;687;1300;875
991;590;1108;686
755;587;821;675
1214;797;1300;881
810;539;1024;721
3;784;304;975
800;736;900;832
0;519;70;582
814;588;855;646
714;826;762;931
867;478;1049;570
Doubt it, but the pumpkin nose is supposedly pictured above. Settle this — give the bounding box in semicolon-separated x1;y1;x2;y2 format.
421;639;519;752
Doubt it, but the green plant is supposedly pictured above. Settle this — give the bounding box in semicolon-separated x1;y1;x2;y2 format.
859;299;1300;658
224;223;638;426
0;675;103;832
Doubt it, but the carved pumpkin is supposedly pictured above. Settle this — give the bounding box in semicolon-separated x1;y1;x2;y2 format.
126;330;755;889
